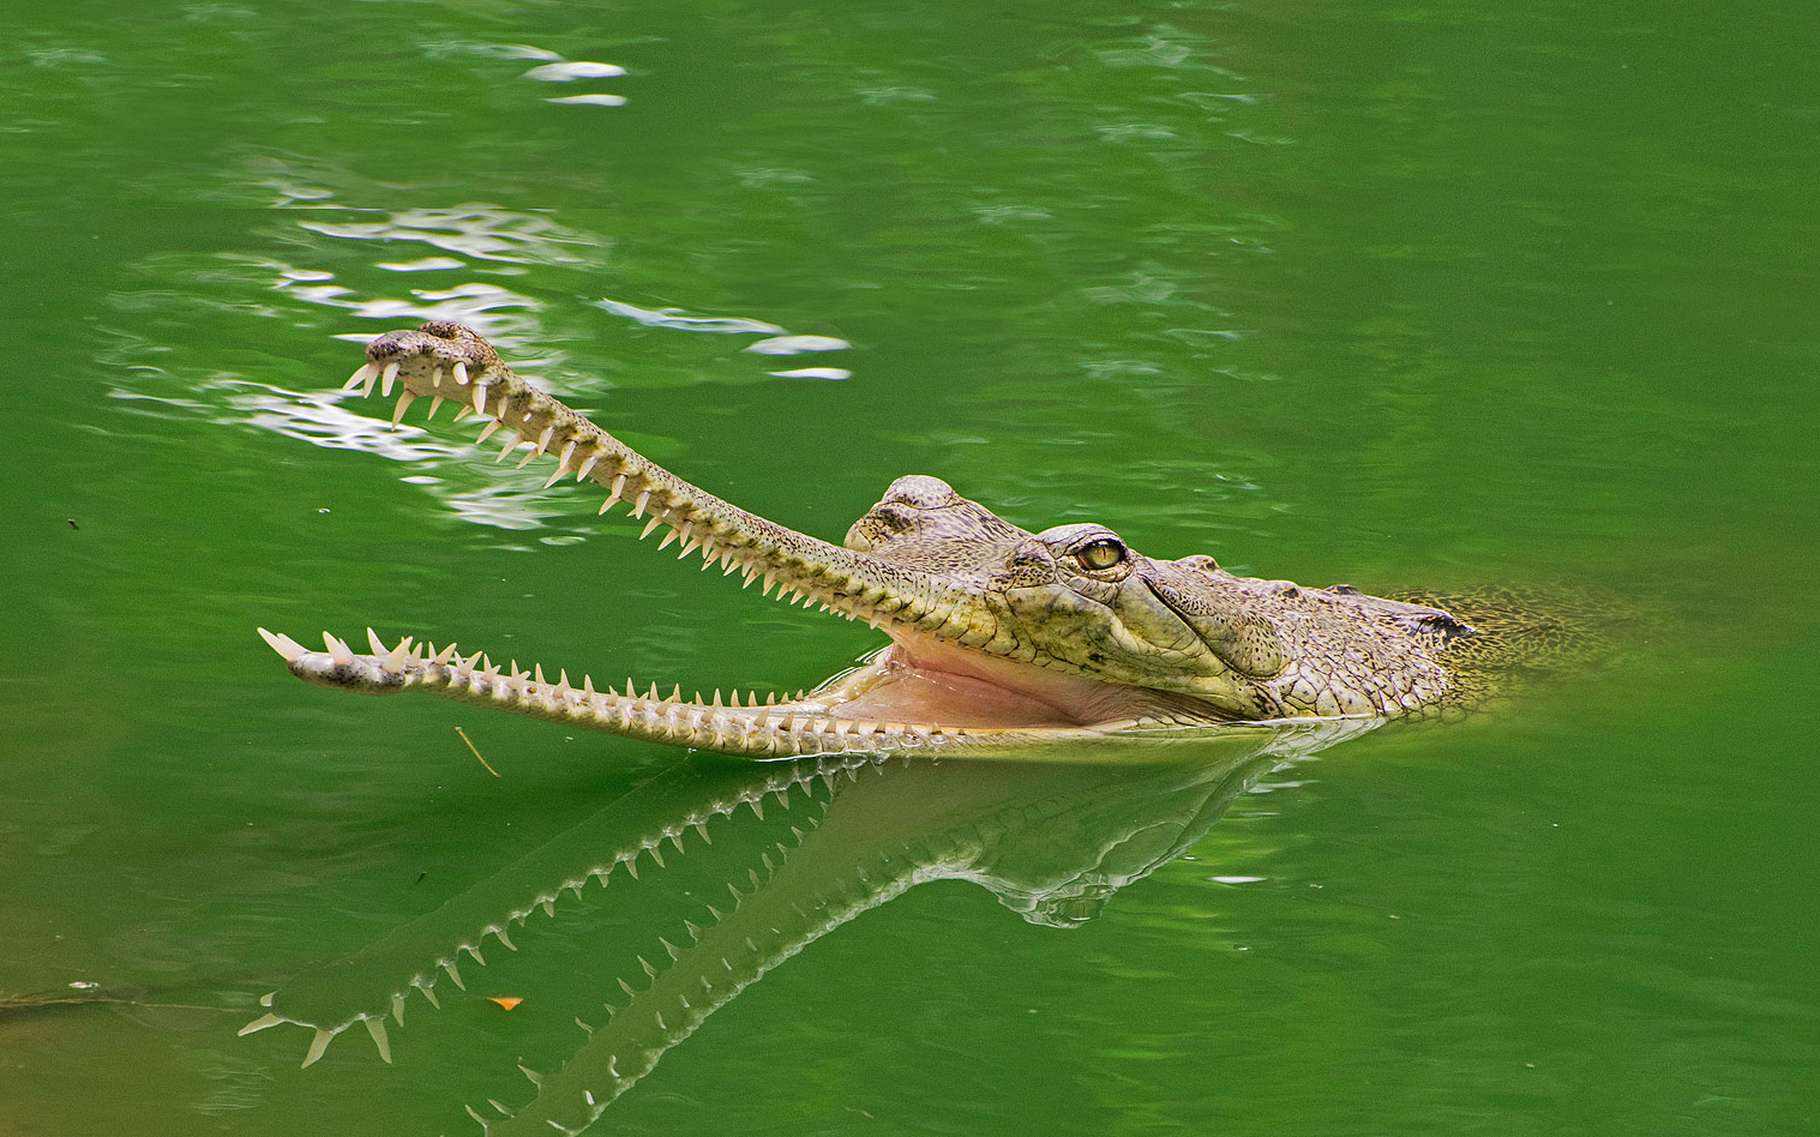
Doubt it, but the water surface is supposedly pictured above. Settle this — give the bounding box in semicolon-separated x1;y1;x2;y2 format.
3;2;1816;1134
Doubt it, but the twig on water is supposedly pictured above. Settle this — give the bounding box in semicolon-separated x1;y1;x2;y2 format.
455;726;500;777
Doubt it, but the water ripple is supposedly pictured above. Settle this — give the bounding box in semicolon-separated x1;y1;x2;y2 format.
297;204;597;266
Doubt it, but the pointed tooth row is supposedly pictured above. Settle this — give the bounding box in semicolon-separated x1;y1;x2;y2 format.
270;624;957;756
344;347;926;639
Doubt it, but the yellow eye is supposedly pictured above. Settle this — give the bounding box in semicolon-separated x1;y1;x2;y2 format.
1076;538;1126;571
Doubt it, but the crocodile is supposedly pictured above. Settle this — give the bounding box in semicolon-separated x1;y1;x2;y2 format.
259;320;1543;757
237;724;1360;1130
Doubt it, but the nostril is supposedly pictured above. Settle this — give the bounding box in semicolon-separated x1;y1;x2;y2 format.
418;320;464;340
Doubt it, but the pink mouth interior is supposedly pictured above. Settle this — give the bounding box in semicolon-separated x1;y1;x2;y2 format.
819;636;1165;730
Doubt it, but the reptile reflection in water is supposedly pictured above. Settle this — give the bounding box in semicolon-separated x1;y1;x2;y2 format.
240;722;1369;1131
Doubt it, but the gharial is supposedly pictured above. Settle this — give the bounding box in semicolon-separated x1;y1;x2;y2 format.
259;320;1546;758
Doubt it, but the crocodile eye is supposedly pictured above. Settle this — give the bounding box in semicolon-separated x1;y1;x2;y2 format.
1075;538;1126;571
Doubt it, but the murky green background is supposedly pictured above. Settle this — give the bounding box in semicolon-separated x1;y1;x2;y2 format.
4;1;1816;1133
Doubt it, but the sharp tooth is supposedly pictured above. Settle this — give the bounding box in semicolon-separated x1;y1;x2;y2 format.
419;983;440;1009
452;404;473;421
640;516;663;540
535;425;555;456
632;489;651;518
576;453;599;481
557;438;576;470
541;463;566;490
324;633;354;666
454;360;469;385
472;381;489;414
497;437;520;463
647;682;660;700
495;926;517;951
442;960;465;990
432;364;444;385
669;684;682;702
260;991;275;1007
380;361;400;397
366;627;386;655
343;363;374;391
476;419;502;445
257;627;306;662
514;445;540;470
237;1013;284;1036
427;395;445;419
365;1018;392;1064
391;992;406;1026
433;642;459;666
301;1027;334;1069
657;527;679;550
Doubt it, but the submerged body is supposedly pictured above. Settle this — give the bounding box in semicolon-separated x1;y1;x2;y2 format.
260;321;1560;757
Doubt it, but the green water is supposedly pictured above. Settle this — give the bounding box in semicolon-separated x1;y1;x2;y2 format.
4;2;1817;1133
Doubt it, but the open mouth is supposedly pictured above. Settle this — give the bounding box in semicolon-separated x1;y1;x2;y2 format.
258;322;1176;756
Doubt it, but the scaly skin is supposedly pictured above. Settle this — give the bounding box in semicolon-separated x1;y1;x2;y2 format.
259;321;1510;756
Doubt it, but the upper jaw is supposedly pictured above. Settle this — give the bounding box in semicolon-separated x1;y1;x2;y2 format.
344;322;1043;662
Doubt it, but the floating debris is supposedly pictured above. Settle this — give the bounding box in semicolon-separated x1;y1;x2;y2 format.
455;726;501;777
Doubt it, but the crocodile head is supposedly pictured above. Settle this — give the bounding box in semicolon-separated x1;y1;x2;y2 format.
260;321;1478;756
831;472;1340;724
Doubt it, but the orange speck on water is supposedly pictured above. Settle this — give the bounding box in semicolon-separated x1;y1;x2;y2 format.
487;996;524;1011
